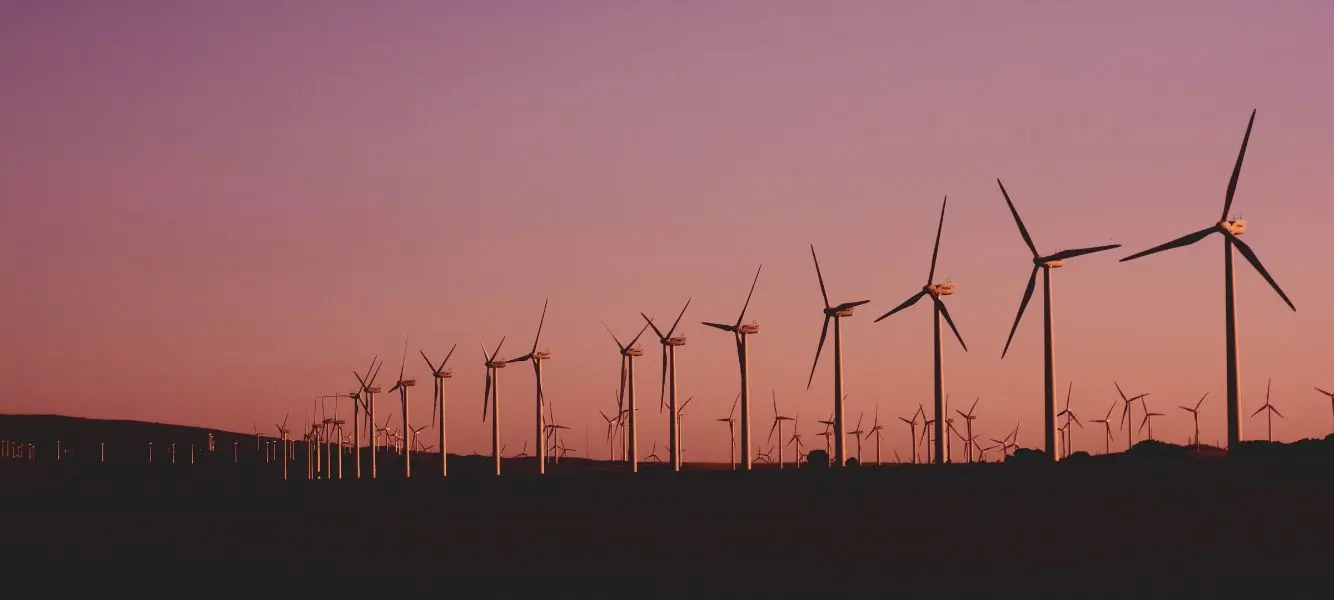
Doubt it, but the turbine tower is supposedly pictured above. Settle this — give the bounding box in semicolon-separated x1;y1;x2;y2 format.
804;245;870;469
604;322;650;473
702;265;762;471
1178;392;1208;451
643;299;691;472
1251;378;1283;442
481;337;508;476
508;299;552;475
386;338;415;479
875;197;967;465
997;180;1121;462
420;344;456;477
1119;110;1295;450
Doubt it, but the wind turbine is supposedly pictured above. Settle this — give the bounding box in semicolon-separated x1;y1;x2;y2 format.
604;322;651;473
954;398;979;463
1057;383;1081;458
643;299;691;472
866;406;885;466
898;408;922;464
385;338;416;479
1114;382;1149;451
1119;110;1295;450
846;411;865;464
420;344;456;478
996;180;1121;463
804;245;871;470
481;337;508;476
1179;393;1209;451
508;299;552;475
353;358;384;479
702;265;762;471
1251;378;1283;442
1138;406;1165;442
717;394;739;470
875;197;967;465
767;392;794;470
1089;400;1116;455
674;396;694;466
274;414;290;481
1313;387;1334;435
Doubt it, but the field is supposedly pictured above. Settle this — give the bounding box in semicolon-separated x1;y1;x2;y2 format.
3;414;1333;585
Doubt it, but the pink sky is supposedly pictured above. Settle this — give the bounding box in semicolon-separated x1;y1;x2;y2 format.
3;1;1333;461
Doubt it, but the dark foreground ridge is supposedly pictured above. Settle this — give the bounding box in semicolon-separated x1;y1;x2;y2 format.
2;414;1333;582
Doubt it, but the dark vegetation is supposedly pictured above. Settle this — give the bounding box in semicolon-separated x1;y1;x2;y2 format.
2;414;1332;583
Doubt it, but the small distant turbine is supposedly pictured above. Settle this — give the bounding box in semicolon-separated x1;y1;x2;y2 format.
1251;378;1283;442
508;299;552;475
481;337;508;476
643;299;691;472
1178;393;1209;451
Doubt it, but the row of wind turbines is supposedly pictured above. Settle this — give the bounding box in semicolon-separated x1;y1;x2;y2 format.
277;109;1305;479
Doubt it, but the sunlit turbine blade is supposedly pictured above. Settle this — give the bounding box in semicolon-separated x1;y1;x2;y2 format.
1001;266;1039;359
668;299;691;338
874;291;927;323
935;298;967;352
806;315;831;390
482;371;492;421
997;179;1038;257
1222;109;1257;221
627;321;652;347
642;313;665;340
1119;227;1216;262
810;245;831;309
1045;244;1122;262
1229;235;1295;311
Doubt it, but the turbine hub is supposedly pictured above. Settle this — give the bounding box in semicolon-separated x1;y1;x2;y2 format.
1223;218;1246;236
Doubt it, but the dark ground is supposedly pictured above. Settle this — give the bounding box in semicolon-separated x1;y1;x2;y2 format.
2;414;1332;588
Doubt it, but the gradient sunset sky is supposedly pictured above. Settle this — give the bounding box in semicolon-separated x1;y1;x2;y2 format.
4;1;1333;461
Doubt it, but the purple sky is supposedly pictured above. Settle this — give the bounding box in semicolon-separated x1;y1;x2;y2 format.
3;1;1333;460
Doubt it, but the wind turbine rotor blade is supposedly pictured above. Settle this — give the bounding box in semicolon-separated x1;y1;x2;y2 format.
730;393;739;419
482;370;493;421
641;313;665;340
627;321;652;348
1001;266;1039;359
806;315;831;390
928;196;948;284
997;179;1038;257
666;299;691;337
535;362;545;406
874;291;927;323
1045;244;1123;262
701;321;735;332
935;298;968;352
659;344;667;413
532;298;549;351
1119;227;1216;262
1251;405;1266;418
1222;109;1257;221
1272;406;1284;419
1229;235;1295;311
1195;392;1208;410
617;357;628;413
810;245;831;308
440;343;457;367
420;350;434;371
833;299;872;312
490;336;507;362
1317;387;1333;397
736;264;762;326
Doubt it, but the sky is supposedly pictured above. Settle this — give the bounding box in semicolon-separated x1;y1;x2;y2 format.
3;0;1333;463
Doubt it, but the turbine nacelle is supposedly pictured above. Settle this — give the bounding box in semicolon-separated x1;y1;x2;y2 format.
400;379;416;387
367;386;382;394
438;369;454;379
533;350;553;360
486;360;508;369
1040;258;1066;269
666;336;687;346
738;322;760;335
623;347;645;357
825;306;856;318
1222;218;1247;236
927;282;956;296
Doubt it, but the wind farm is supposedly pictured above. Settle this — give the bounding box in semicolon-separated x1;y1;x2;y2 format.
5;2;1334;586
